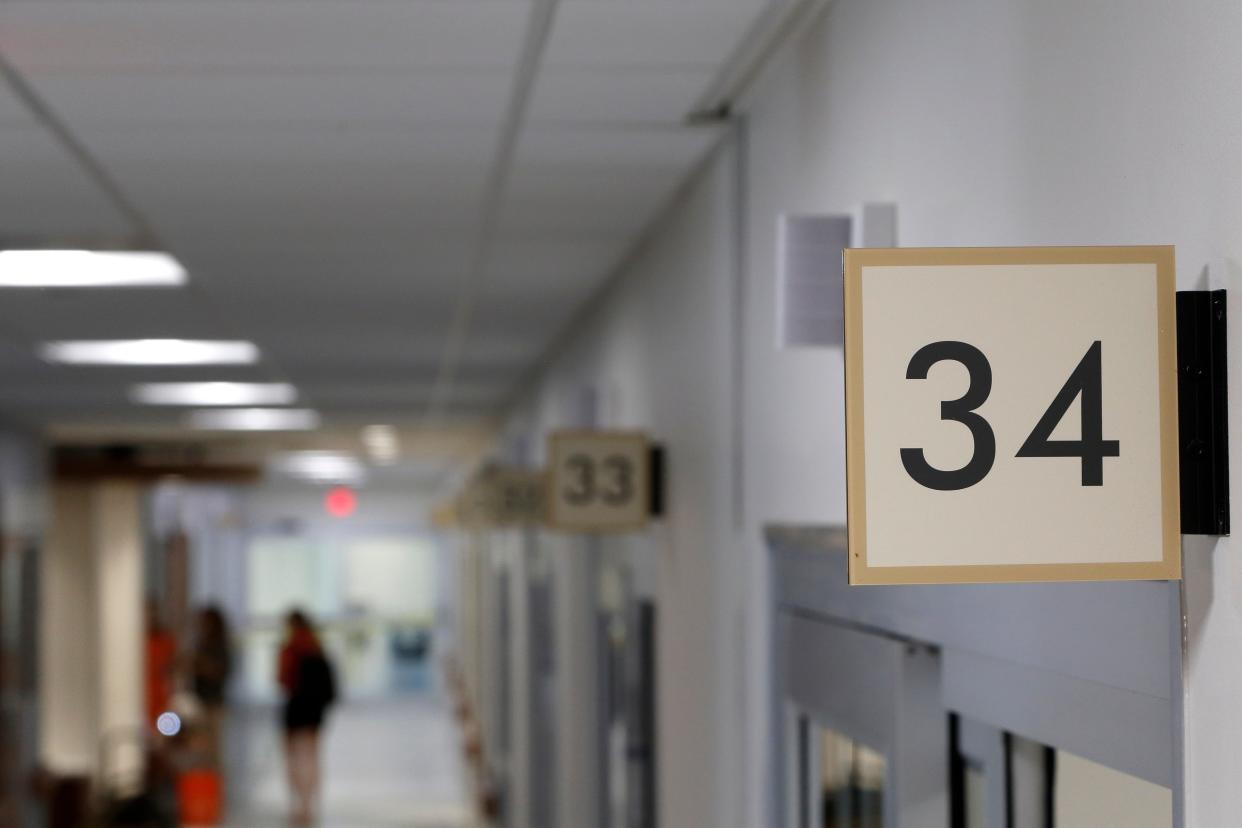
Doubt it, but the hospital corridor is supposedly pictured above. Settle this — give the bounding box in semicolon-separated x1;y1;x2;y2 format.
1;1;1241;827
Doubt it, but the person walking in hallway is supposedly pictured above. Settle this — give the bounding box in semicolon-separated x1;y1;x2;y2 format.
277;609;337;825
191;605;234;767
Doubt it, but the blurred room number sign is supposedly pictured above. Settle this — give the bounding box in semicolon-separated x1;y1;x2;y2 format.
458;466;545;528
548;431;651;531
844;247;1180;585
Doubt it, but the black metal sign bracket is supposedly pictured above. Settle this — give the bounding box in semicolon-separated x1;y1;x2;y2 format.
1177;289;1229;535
649;444;666;518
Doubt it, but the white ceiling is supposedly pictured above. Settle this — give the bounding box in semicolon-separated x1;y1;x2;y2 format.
0;0;770;441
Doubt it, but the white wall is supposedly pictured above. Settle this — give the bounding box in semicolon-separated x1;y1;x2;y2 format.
506;0;1242;825
506;143;740;828
739;2;1242;824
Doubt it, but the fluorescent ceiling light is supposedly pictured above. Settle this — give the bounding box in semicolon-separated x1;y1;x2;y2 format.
0;250;187;287
41;339;259;366
132;382;297;406
187;408;320;431
361;424;400;464
271;451;366;484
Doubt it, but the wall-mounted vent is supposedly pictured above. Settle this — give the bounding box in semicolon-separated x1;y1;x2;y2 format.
776;213;851;348
776;204;899;349
854;202;898;248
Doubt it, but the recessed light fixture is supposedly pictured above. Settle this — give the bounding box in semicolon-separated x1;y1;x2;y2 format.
187;408;319;431
41;339;259;366
271;451;366;484
132;382;297;406
0;250;187;288
361;424;400;464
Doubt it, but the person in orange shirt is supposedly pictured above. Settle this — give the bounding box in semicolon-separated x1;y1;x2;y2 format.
277;610;337;825
144;599;177;732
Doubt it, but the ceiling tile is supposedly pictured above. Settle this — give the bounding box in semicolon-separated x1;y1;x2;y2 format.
71;123;500;168
297;377;503;408
505;126;718;232
0;288;228;341
543;2;768;67
22;70;513;127
506;166;686;224
100;158;488;237
0;124;131;240
485;237;628;296
527;68;717;125
167;231;476;292
0;1;531;71
518;124;723;166
0;84;32;126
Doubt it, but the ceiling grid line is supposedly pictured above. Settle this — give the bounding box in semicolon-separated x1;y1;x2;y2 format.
420;0;561;424
0;49;161;246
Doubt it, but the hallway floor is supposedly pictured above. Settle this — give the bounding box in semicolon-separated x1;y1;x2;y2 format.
222;695;475;827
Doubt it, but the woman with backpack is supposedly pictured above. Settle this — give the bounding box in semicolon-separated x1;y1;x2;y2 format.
277;609;337;825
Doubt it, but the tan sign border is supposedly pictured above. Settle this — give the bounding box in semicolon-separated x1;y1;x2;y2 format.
546;429;651;532
844;246;1181;585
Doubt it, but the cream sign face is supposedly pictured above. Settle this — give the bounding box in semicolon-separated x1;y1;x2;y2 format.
547;431;650;532
844;247;1180;585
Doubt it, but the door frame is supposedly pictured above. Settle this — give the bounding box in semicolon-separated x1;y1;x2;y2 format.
768;525;1182;827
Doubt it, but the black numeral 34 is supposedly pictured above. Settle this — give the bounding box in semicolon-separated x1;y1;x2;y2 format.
900;341;1118;491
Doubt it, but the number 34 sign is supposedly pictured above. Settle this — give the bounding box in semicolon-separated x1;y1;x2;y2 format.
844;247;1180;585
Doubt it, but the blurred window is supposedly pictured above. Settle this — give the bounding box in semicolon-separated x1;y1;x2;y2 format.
817;726;884;828
344;536;435;619
242;533;438;699
248;536;336;619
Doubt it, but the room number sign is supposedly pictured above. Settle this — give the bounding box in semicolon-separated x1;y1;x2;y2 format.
844;247;1180;585
547;430;651;531
457;465;545;528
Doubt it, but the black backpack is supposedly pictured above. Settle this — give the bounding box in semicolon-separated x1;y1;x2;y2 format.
296;652;338;709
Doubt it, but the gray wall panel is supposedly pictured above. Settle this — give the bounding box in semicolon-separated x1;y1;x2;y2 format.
769;527;1175;701
785;612;901;753
942;648;1172;787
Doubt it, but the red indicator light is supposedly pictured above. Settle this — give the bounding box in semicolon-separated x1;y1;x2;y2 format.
324;486;357;518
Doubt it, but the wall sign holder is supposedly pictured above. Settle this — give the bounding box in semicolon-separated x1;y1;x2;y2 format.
649;445;666;518
1177;289;1229;535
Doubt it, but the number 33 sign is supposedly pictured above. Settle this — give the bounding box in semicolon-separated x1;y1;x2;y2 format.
547;431;652;531
844;247;1180;585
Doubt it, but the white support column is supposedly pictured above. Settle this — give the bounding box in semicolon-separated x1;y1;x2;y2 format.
92;481;145;795
40;483;98;776
39;480;146;794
